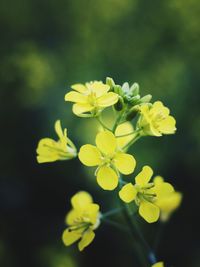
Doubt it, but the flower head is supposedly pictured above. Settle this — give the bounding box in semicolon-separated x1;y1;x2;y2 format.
62;191;100;251
137;101;176;136
36;120;77;163
152;262;164;267
153;176;182;222
119;166;174;223
65;81;119;117
78;131;136;190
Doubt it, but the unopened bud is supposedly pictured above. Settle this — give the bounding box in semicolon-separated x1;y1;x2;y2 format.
126;106;139;121
130;95;141;105
106;77;115;90
130;83;140;96
139;94;152;103
114;96;124;111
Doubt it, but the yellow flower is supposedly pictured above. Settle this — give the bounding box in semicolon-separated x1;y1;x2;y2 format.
152;262;164;267
154;176;182;222
62;191;100;251
138;101;176;136
36;120;77;163
78;131;136;190
65;81;119;117
119;166;174;223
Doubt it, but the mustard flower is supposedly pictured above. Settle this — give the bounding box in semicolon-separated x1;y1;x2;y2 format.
78;130;136;190
152;262;164;267
65;81;119;117
36;120;77;163
62;191;100;251
137;101;176;136
119;166;174;223
153;176;182;222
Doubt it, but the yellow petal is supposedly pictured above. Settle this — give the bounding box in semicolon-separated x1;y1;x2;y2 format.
97;92;119;107
156;192;182;214
72;103;94;115
158;116;176;134
36;138;60;163
152;262;164;267
55;120;65;140
85;203;100;225
135;166;153;186
65;209;79;225
71;83;87;93
119;183;137;203
96;131;117;155
153;176;164;185
62;228;81;246
78;144;101;166
96;166;118;190
87;81;110;97
78;229;95;251
65;91;87;103
71;191;93;210
114;152;136;174
115;122;134;148
154;182;174;199
139;201;160;223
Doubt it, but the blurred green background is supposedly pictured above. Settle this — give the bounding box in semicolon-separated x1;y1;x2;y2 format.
0;0;200;266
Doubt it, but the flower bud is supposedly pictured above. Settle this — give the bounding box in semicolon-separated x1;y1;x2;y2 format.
126;106;139;121
139;94;152;104
106;77;115;90
114;96;124;111
130;83;140;96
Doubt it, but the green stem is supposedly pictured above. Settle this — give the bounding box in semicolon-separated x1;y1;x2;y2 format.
101;217;128;232
116;129;141;138
119;178;157;266
96;116;112;131
119;200;149;267
112;110;125;132
101;207;123;218
153;221;165;253
122;132;142;150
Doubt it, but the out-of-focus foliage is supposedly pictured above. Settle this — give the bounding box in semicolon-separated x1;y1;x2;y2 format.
0;0;200;267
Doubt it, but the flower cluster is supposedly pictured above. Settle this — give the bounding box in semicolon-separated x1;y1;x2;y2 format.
36;77;182;266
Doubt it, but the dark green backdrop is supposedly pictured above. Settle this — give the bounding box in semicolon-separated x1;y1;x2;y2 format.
0;1;200;266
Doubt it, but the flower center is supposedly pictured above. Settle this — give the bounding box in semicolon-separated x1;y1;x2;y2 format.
135;183;157;204
101;153;116;166
87;92;98;106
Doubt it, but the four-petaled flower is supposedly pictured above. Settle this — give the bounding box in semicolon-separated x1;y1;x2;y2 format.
78;130;136;190
137;101;176;136
65;81;119;117
62;191;100;251
119;166;174;223
36;120;77;163
153;176;182;222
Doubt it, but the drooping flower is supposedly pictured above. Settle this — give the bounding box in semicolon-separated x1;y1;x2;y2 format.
65;81;119;117
78;131;136;190
119;166;174;223
153;176;182;222
62;191;100;251
152;262;164;267
137;101;176;136
36;120;77;163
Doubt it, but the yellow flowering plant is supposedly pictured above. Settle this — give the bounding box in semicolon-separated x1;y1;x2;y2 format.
36;77;182;267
